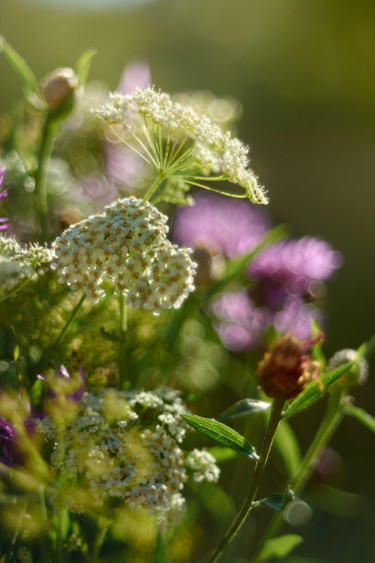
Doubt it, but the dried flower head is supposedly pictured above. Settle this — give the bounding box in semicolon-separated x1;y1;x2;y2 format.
94;86;267;205
51;196;197;311
257;334;320;400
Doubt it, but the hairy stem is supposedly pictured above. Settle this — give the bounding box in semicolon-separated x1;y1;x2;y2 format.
250;389;346;562
208;398;285;563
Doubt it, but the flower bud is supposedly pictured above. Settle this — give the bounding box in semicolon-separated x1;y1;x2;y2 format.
327;349;368;387
257;334;320;400
40;67;78;111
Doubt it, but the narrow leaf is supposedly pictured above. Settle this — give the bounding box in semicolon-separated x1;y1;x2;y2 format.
181;414;258;460
0;37;39;101
282;362;353;419
345;405;375;434
273;419;302;478
75;48;96;88
255;487;294;512
257;534;303;562
219;398;270;421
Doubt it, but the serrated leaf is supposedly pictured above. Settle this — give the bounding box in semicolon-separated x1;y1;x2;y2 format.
75;48;96;88
181;414;259;460
207;446;238;463
0;37;40;105
345;405;375;434
273;419;302;478
282;362;353;419
219;398;270;421
153;530;168;563
257;534;303;562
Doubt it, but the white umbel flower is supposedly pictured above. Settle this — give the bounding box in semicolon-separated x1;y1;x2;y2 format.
94;86;267;205
51;196;197;312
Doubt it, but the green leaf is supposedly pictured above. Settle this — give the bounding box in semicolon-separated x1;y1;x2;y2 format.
219;398;271;421
181;414;259;460
257;534;303;562
255;486;294;512
0;37;40;105
153;530;168;563
273;419;302;478
74;48;96;88
207;446;238;463
345;405;375;434
30;378;44;408
284;558;326;563
282;362;353;419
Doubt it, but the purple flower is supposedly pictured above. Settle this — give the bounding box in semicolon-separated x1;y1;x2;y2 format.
38;365;85;403
173;193;271;258
209;291;271;351
0;166;9;231
117;61;151;95
0;392;35;468
249;237;342;305
273;297;323;341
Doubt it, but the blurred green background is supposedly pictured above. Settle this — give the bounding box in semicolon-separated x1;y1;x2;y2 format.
1;0;374;561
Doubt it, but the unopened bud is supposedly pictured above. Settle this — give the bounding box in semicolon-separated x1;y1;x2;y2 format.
40;67;78;110
257;334;320;400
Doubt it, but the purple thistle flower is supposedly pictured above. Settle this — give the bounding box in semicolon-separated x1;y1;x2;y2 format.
0;166;9;231
173;193;271;258
273;297;323;341
37;365;85;403
0;392;35;468
249;237;342;305
210;291;271;351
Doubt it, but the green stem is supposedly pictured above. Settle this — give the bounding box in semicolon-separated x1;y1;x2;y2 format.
35;115;58;242
142;173;165;203
208;399;285;563
93;517;110;561
0;267;36;303
250;389;346;562
118;292;128;386
53;293;86;348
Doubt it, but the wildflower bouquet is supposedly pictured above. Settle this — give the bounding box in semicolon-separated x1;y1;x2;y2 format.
0;41;374;563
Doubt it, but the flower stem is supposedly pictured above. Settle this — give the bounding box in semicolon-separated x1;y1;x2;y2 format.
208;398;285;563
35;115;58;242
142;173;165;203
118;292;128;386
53;293;86;349
0;267;36;303
249;389;346;562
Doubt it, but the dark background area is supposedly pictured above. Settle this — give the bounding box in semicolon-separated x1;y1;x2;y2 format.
1;1;374;561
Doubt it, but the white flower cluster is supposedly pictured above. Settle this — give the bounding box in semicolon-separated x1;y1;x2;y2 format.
94;86;267;205
34;387;220;527
185;448;221;483
0;235;55;267
51;196;197;311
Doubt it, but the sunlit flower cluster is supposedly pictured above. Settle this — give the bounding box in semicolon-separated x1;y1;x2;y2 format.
52;196;197;311
94;86;267;205
0;235;55;268
34;387;219;526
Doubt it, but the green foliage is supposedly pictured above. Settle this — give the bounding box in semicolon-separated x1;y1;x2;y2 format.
181;414;259;460
345;405;375;434
153;531;168;563
255;486;294;512
257;534;303;562
0;36;41;107
219;398;271;421
273;419;302;478
282;362;353;419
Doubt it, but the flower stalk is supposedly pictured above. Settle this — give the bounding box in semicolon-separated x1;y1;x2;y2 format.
35;115;58;242
208;398;285;563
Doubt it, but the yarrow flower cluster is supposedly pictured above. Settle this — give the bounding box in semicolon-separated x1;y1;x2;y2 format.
0;235;55;268
51;196;197;311
34;387;219;526
94;86;267;205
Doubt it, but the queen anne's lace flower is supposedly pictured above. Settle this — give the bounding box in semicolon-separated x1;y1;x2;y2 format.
51;196;197;312
34;387;220;527
0;235;55;267
94;86;267;205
